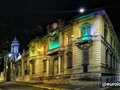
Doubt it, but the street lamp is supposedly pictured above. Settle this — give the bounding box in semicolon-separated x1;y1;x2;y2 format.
4;53;13;81
8;53;12;58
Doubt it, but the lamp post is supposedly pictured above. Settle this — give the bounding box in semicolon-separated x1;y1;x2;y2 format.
4;53;13;81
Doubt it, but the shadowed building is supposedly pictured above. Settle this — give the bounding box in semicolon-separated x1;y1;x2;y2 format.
14;10;120;84
4;37;20;81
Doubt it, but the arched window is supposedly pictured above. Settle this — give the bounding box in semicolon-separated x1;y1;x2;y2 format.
30;60;35;74
66;51;72;69
24;61;27;75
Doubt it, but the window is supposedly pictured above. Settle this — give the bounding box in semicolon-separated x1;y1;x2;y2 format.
66;51;72;69
114;41;115;50
83;65;88;73
106;78;109;83
113;57;115;70
49;30;60;50
15;66;18;77
32;62;35;74
43;59;47;72
105;49;108;67
80;22;91;41
68;35;72;46
104;23;107;40
24;61;27;75
111;37;113;47
30;45;35;56
110;54;112;69
116;60;118;71
30;60;35;74
18;63;21;76
115;59;116;70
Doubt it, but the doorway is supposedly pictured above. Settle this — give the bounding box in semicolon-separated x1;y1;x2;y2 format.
83;64;88;73
53;58;58;76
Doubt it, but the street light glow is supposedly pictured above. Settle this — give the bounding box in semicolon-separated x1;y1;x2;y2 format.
37;49;41;51
79;8;85;13
8;53;12;58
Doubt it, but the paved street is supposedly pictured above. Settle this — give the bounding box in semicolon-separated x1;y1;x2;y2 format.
0;82;44;90
106;87;120;90
1;82;120;90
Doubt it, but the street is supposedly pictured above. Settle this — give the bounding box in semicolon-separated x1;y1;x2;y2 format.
1;82;120;90
106;87;120;90
0;82;44;90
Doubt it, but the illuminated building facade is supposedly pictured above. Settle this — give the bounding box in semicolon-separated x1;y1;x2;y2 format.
14;10;120;84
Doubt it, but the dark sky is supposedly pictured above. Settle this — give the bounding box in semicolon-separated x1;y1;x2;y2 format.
0;0;120;52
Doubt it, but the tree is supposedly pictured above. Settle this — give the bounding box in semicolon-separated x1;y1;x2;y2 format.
0;24;9;72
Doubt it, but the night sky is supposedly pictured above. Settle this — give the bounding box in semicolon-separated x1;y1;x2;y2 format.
0;0;120;53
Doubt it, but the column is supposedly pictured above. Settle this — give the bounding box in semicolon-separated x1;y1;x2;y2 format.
47;59;50;75
58;51;63;74
58;56;61;74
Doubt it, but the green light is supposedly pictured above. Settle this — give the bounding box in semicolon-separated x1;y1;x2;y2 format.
75;13;93;21
80;35;92;41
49;29;60;50
80;22;91;41
80;36;89;41
30;48;36;56
49;36;60;50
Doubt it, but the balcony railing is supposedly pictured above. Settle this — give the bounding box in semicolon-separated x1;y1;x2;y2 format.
77;35;93;44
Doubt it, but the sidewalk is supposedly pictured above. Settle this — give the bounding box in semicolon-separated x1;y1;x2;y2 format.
13;81;111;90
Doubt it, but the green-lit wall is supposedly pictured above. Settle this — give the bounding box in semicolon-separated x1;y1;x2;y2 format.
49;30;60;50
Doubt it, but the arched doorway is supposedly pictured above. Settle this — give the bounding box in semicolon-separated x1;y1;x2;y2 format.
53;57;58;76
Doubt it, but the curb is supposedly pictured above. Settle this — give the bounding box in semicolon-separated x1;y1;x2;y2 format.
28;84;70;90
14;82;68;90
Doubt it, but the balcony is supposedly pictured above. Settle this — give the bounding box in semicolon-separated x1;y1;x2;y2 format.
76;35;93;45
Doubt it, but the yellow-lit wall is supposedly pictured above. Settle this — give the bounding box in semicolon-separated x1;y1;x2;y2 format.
14;10;120;83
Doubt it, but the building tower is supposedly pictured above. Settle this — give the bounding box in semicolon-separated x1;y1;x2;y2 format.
4;37;20;81
11;37;20;60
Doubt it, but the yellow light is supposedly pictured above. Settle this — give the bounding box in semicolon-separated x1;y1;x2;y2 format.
38;48;44;53
38;49;41;51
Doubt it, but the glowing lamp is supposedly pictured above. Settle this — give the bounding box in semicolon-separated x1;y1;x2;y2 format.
79;8;85;13
37;49;41;52
8;53;12;58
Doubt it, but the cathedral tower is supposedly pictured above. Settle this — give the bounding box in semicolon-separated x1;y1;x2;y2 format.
11;37;19;56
